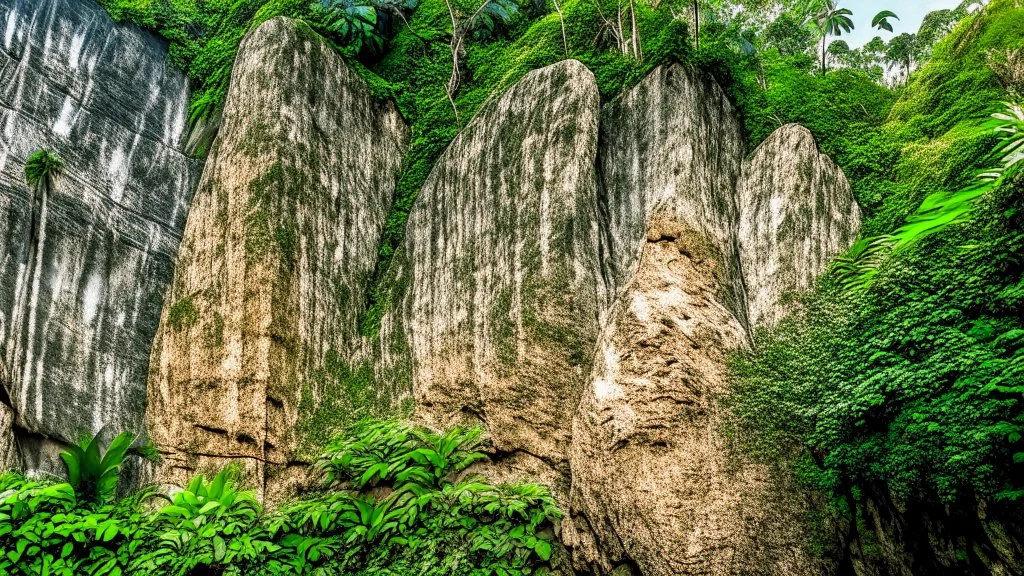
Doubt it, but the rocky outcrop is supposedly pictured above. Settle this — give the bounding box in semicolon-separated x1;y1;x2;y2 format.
597;65;748;326
567;218;819;575
373;61;857;575
376;60;602;483
565;67;839;576
737;124;861;328
146;17;407;500
0;0;199;473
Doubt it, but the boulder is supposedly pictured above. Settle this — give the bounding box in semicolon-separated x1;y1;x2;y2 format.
146;17;408;500
737;124;861;328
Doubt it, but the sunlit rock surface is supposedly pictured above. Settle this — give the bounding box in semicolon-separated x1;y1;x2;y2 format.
369;62;855;575
146;17;407;500
375;60;602;483
565;65;828;576
0;0;199;472
738;123;861;328
568;217;820;576
597;64;748;326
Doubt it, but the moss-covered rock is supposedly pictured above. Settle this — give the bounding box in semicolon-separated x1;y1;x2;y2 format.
146;17;408;502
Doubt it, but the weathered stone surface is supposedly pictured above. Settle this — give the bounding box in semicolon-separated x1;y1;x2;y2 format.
376;60;602;481
362;61;860;575
0;0;199;473
566;220;818;576
565;66;826;576
146;17;407;500
737;124;860;328
598;64;748;326
0;401;19;471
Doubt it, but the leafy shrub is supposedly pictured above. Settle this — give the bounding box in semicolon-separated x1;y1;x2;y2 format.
59;431;137;505
0;419;562;575
730;144;1024;507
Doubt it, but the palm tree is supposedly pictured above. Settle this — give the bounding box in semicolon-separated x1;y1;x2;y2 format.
22;149;62;265
814;1;854;75
871;10;899;32
885;32;918;84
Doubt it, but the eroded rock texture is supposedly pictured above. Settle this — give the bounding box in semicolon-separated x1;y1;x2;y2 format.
565;67;832;576
371;62;857;575
376;60;602;483
738;124;861;328
567;220;819;576
0;0;199;472
598;64;748;325
146;17;407;499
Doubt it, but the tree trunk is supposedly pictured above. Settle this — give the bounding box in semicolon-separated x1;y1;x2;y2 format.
692;0;699;51
630;0;641;61
821;33;827;76
553;0;568;56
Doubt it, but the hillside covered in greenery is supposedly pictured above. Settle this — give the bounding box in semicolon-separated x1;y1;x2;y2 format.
3;0;1024;573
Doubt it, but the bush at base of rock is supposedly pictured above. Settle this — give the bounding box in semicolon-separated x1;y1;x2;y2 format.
0;419;561;576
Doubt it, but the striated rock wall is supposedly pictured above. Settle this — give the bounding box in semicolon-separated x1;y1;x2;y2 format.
146;17;407;500
0;0;199;472
375;60;602;483
565;66;842;576
737;124;861;328
598;65;748;326
371;61;857;575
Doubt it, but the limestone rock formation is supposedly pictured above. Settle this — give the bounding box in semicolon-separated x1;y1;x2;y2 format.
565;66;838;576
0;0;199;473
376;60;602;483
372;61;857;575
598;64;748;325
568;218;818;576
737;124;861;328
146;17;407;499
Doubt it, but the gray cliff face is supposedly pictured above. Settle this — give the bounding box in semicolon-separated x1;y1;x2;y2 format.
376;60;602;481
0;0;199;471
737;124;861;328
146;17;408;501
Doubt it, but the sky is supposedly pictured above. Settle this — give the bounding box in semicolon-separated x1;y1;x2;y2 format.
839;0;964;48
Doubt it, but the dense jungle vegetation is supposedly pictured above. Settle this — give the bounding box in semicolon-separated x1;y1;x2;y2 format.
4;0;1024;572
0;421;560;575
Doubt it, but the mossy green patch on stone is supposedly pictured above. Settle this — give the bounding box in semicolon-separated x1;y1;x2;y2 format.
168;296;199;331
293;351;402;458
244;162;302;266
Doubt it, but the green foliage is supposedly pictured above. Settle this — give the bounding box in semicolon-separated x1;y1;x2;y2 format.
95;0;399;136
870;10;897;33
835;100;1024;293
23;148;63;189
0;420;562;575
731;168;1024;505
729;3;1024;535
59;431;138;505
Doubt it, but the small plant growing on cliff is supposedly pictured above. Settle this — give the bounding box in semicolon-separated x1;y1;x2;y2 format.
24;148;63;190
